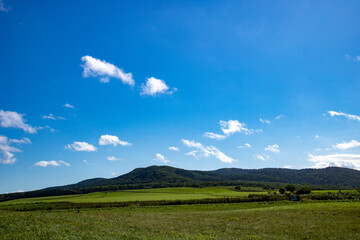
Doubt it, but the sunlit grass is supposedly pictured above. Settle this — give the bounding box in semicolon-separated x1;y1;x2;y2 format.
0;201;359;239
0;187;267;204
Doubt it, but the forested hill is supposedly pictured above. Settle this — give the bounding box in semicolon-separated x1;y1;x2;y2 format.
1;166;360;202
48;166;360;190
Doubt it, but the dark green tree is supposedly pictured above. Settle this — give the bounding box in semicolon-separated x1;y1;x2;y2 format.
285;184;296;193
279;187;286;194
296;187;311;194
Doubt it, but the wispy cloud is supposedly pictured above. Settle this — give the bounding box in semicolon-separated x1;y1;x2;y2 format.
333;140;360;150
107;156;121;161
0;0;9;12
34;160;70;167
98;135;132;147
100;77;110;83
237;143;252;149
154;153;169;163
42;113;66;120
140;77;176;96
63;103;74;109
308;153;360;170
345;54;360;62
39;125;57;133
65;142;97;152
182;139;235;163
81;55;134;86
203;132;227;140
168;146;179;151
328;111;360;121
0;136;31;164
0;110;37;133
9;137;31;144
275;115;285;120
185;150;198;157
255;153;271;161
259;118;270;124
265;144;280;153
204;120;261;140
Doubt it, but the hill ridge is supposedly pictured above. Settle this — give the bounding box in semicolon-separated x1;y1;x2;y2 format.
1;165;359;202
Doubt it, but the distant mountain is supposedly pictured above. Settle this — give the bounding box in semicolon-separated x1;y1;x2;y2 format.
1;166;360;202
48;165;360;190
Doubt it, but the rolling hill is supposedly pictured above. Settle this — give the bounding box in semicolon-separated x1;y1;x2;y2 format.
1;165;360;202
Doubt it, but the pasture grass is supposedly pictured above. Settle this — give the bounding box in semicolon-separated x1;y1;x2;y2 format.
0;200;359;239
0;187;267;204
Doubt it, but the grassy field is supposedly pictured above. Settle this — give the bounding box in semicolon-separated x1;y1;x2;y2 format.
0;200;359;239
0;187;267;204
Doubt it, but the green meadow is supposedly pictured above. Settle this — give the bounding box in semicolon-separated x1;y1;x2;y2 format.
1;200;359;239
1;187;359;239
0;187;266;204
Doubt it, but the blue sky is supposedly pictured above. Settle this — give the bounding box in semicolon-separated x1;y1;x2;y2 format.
1;0;360;193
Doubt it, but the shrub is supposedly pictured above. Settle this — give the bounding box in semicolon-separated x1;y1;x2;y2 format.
279;187;285;194
296;187;311;195
285;185;296;193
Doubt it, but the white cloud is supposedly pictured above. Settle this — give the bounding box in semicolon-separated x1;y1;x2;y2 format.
34;160;70;167
204;120;261;140
255;153;271;161
42;113;66;120
0;110;37;133
39;125;57;133
221;120;257;135
182;139;204;149
98;135;132;147
208;146;235;163
283;165;291;169
308;153;360;170
0;0;9;12
140;77;176;96
0;136;31;164
14;190;24;193
328;111;360;122
111;172;116;176
100;77;110;83
65;142;97;152
168;146;179;151
107;156;121;161
203;132;227;140
314;135;320;139
237;143;252;149
265;144;280;153
182;139;235;163
185;150;198;157
42;114;56;120
154;153;169;163
333;140;360;150
81;55;134;86
259;118;270;124
58;160;70;167
83;160;89;164
275;115;285;120
9;137;31;144
345;54;360;62
63;103;74;109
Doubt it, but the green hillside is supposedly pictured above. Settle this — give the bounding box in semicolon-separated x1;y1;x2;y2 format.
1;165;360;202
